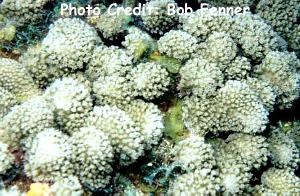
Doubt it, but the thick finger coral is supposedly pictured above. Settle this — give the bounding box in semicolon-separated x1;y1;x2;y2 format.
254;51;300;109
122;27;156;62
180;9;233;40
24;129;73;182
0;97;54;149
130;62;171;100
122;100;164;149
0;141;14;174
158;30;198;61
49;176;84;196
88;6;132;40
0;0;50;26
215;80;269;134
87;46;133;81
0;58;39;102
171;135;216;172
70;127;114;190
141;0;179;35
41;18;101;75
92;74;134;106
44;77;93;133
179;57;223;97
0;87;17;118
168;169;221;195
231;14;287;61
253;168;300;195
268;130;300;169
256;0;299;52
85;105;144;166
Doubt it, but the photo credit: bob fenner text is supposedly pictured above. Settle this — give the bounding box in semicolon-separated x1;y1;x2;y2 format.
60;3;251;17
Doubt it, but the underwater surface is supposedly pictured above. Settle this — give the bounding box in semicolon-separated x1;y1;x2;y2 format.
0;0;299;195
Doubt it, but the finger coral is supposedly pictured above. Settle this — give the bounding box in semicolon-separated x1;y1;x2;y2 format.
0;0;50;26
70;127;114;190
168;169;221;195
93;74;134;106
0;141;14;174
44;77;93;133
215;80;269;134
158;30;198;61
130;62;170;100
201;32;237;67
0;97;54;149
254;51;300;109
87;46;133;81
122;100;164;149
179;57;223;97
180;9;233;40
49;176;84;196
254;168;300;195
41;18;101;76
0;14;16;43
256;0;299;52
24;129;73;182
1;0;300;195
122;27;156;62
268;130;300;169
231;14;287;61
85;105;144;166
0;87;17;118
141;0;179;35
171;135;216;172
0;58;39;102
88;7;132;40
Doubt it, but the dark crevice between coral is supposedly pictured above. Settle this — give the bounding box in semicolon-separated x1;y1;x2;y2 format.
269;99;300;125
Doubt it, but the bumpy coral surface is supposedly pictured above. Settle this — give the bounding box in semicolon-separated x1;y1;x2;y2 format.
0;14;16;42
0;87;17;118
0;141;14;174
88;7;132;40
201;32;237;66
172;135;216;172
179;57;223;97
231;14;287;61
122;27;156;62
168;169;221;195
49;176;84;196
70;127;114;190
1;0;50;26
256;0;299;52
41;18;101;75
254;51;300;109
1;0;300;195
130;62;170;100
86;105;144;165
215;80;269;134
268;130;300;169
0;97;54;149
44;77;93;133
158;30;198;61
93;74;134;106
255;168;300;194
87;46;133;81
180;9;233;40
141;0;179;34
0;58;39;102
122;100;164;149
25;129;73;182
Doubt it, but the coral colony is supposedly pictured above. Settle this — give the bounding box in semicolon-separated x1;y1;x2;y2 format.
0;0;299;195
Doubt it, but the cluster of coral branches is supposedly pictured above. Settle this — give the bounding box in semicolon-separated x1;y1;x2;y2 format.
0;0;299;195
